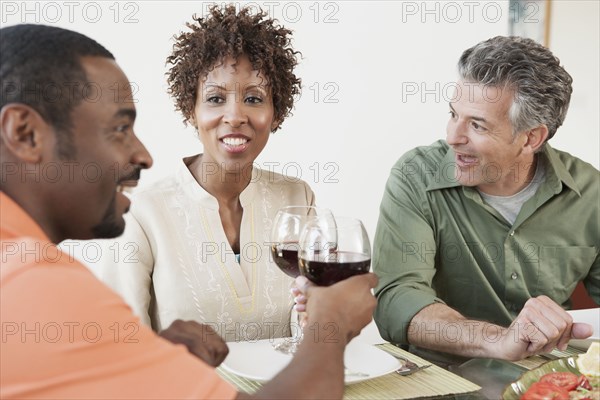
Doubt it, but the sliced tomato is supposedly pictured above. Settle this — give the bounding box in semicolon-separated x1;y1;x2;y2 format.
576;374;592;390
539;371;580;391
521;382;570;400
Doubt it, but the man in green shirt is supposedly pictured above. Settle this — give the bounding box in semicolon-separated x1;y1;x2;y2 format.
373;36;599;362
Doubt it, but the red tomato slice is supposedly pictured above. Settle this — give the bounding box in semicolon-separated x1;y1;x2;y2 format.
576;374;592;390
521;382;570;400
539;372;580;391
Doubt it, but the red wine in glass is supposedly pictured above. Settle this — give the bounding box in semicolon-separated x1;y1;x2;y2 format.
271;243;300;278
298;251;370;286
270;206;335;281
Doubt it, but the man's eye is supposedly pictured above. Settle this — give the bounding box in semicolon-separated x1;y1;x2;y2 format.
471;121;485;131
116;124;131;133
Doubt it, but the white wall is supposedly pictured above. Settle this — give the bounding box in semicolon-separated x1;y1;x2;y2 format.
3;0;598;244
548;0;600;166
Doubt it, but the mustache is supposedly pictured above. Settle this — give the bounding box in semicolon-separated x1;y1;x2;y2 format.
117;166;142;183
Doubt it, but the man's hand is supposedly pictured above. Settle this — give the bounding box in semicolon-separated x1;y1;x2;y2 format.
495;296;593;361
294;273;378;343
159;320;229;367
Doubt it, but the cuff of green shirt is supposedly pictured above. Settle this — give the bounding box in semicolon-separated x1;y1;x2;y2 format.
375;287;443;344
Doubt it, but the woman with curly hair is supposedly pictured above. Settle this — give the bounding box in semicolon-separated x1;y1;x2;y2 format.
98;5;313;343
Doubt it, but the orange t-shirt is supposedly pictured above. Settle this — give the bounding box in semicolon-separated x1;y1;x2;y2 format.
0;192;237;399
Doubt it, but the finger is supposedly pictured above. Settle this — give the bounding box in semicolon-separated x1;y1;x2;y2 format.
556;324;573;351
524;325;549;353
190;344;213;365
299;312;308;328
294;294;307;304
521;299;565;349
294;275;314;295
216;344;229;365
532;298;573;350
290;287;301;297
203;343;226;367
294;303;307;312
362;272;379;288
535;297;574;328
516;313;550;353
571;322;594;339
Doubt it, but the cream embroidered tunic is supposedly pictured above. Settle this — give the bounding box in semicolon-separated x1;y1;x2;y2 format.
94;156;315;341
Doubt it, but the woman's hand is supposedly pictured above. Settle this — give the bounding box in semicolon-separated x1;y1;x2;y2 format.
291;285;307;312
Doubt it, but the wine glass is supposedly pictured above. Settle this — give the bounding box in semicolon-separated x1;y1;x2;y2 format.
298;216;371;286
270;206;336;278
270;206;335;354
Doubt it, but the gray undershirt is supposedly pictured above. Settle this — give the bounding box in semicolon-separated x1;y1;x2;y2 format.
478;158;546;225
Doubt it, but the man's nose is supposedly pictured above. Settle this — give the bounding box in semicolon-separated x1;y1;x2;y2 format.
131;134;153;170
446;121;468;146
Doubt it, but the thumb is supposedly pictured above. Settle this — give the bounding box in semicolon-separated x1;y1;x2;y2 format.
571;322;594;339
363;272;379;288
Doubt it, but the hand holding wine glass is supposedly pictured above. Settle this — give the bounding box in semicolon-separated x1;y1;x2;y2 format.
270;206;335;353
294;273;378;345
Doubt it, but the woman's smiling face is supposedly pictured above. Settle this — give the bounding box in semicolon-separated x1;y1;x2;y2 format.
193;55;278;174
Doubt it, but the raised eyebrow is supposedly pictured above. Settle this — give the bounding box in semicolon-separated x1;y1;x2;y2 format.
448;103;487;123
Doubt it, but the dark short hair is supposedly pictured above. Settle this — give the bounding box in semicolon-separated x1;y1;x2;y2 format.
0;24;114;158
458;36;572;140
166;5;301;132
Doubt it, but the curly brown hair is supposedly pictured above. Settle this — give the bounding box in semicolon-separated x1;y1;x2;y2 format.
166;5;301;132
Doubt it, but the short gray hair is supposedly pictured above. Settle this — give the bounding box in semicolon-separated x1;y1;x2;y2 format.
458;36;572;140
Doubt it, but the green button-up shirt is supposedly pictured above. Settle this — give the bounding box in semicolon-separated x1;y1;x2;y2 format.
373;140;600;345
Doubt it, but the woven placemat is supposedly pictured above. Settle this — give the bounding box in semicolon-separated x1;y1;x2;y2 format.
512;346;584;370
218;343;481;399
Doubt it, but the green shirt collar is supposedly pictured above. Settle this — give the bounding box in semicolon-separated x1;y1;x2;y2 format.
425;143;581;196
543;144;581;196
425;147;461;191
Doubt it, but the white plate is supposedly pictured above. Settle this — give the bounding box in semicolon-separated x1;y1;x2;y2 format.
567;308;600;350
221;338;401;384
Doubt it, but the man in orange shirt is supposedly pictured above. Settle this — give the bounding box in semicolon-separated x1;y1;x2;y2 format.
0;24;378;399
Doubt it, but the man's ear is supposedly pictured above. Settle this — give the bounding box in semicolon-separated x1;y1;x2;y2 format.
0;104;49;163
523;125;549;153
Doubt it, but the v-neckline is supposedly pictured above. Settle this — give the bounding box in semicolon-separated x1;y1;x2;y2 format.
177;155;259;312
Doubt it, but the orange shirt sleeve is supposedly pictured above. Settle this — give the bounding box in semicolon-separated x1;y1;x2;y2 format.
0;253;237;400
